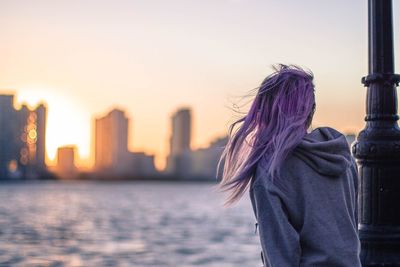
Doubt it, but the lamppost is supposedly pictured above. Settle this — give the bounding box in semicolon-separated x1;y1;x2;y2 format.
353;0;400;265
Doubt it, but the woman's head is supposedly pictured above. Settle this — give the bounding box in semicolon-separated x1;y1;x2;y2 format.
218;64;315;205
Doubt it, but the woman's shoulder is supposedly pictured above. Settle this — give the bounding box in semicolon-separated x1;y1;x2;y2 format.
252;155;301;195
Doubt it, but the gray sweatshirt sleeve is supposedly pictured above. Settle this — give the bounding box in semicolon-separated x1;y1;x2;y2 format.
252;184;301;267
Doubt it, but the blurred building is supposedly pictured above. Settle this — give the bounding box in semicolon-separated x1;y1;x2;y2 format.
94;108;157;177
170;108;191;155
129;152;157;177
191;136;227;179
95;109;129;174
56;146;77;179
35;104;47;168
0;94;47;179
166;108;192;177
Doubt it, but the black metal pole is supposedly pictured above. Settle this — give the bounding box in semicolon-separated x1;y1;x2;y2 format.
353;0;400;265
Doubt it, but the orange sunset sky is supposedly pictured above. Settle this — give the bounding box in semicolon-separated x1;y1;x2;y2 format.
1;0;400;170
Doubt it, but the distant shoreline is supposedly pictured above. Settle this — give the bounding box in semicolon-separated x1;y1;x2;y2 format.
0;178;219;184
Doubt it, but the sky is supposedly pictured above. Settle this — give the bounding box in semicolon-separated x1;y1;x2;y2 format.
0;0;400;170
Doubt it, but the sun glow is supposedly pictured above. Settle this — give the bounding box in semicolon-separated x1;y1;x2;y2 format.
15;87;92;168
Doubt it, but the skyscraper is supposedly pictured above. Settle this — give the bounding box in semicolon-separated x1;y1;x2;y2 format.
0;94;47;179
170;108;191;155
166;108;192;176
0;95;17;179
35;104;47;169
94;107;157;178
94;108;129;173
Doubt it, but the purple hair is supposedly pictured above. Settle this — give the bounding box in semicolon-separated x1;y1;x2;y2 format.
218;64;316;205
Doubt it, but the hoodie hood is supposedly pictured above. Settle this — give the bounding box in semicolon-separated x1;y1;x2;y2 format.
292;127;352;177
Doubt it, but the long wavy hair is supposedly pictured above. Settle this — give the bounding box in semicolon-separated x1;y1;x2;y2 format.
218;64;316;205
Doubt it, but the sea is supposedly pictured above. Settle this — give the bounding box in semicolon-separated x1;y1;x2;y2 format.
0;181;261;267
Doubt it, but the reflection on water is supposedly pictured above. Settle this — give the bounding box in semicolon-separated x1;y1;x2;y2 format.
0;181;260;267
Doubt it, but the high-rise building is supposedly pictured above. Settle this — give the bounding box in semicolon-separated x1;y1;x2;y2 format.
0;95;17;179
95;108;129;173
94;107;158;178
170;108;191;155
35;104;47;169
57;146;76;178
166;108;192;176
0;94;47;179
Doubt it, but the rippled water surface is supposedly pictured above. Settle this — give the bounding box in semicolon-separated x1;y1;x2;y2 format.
0;181;260;267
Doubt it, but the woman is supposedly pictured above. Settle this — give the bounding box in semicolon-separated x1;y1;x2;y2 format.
218;65;361;266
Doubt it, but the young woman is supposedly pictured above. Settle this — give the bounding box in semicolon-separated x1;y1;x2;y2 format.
218;65;361;266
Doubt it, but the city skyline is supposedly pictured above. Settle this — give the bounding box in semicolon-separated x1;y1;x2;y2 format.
0;92;355;177
2;0;398;169
1;92;360;172
0;92;360;179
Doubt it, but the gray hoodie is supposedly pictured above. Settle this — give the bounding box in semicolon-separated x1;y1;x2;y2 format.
249;126;361;267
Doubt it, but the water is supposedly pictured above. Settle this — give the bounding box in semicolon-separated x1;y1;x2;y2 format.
0;181;261;267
